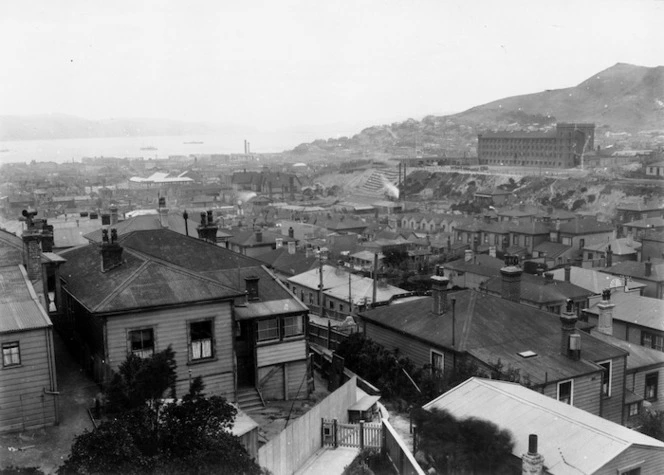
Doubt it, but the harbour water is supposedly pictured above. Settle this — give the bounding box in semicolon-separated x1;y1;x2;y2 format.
0;132;312;166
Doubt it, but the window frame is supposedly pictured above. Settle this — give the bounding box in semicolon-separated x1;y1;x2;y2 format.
627;402;640;418
557;379;573;405
598;360;612;397
430;350;444;376
642;332;664;352
2;341;21;367
127;328;155;359
257;318;280;342
188;319;214;362
645;372;658;401
283;315;304;338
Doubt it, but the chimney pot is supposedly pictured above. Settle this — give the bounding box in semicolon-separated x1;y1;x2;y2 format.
564;263;571;282
560;302;580;359
597;289;615;335
100;228;123;272
522;434;545;475
288;226;295;239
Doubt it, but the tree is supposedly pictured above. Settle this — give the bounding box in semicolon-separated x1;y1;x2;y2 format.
637;409;664;441
59;356;264;475
105;346;177;413
413;408;515;474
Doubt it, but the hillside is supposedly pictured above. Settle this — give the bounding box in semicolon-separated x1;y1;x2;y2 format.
0;114;217;141
289;63;664;159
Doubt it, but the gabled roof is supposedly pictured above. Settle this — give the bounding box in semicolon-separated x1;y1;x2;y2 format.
583;237;641;255
590;330;664;371
423;378;664;475
83;213;191;243
253;247;319;276
485;272;593;305
557;218;615;235
616;199;664;212
533;241;571;259
359;289;625;385
583;291;664;331
444;255;505;277
550;266;644;294
228;230;297;248
601;259;664;282
0;265;52;333
622;217;664;229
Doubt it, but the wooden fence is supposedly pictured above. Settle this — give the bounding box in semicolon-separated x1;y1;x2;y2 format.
308;321;352;352
322;419;382;449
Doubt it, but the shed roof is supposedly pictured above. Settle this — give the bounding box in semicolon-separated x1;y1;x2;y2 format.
423;378;664;475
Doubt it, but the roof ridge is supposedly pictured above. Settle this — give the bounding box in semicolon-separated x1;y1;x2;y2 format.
471;378;663;449
93;255;150;312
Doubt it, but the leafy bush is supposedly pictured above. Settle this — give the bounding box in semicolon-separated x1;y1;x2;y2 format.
412;408;515;474
343;449;396;475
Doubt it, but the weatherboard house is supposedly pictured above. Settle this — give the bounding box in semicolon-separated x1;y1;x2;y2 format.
56;228;311;405
358;261;628;425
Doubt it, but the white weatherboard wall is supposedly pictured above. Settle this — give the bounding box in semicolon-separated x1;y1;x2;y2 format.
258;377;357;475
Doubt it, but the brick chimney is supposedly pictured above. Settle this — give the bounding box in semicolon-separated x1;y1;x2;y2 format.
431;266;450;315
605;244;613;267
23;234;42;281
544;272;554;284
276;237;283;248
288;226;295;239
560;299;580;360
196;211;218;243
288;241;296;255
522;434;544;475
645;258;652;277
500;255;522;303
110;206;119;226
564;262;571;282
597;288;614;335
464;249;473;262
100;228;123;273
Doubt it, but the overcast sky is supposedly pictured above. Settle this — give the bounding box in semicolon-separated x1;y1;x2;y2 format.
1;0;663;134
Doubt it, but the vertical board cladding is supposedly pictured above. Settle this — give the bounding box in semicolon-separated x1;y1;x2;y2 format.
596;445;664;475
104;301;234;396
0;328;57;433
542;372;602;416
286;360;308;399
601;356;626;425
258;365;284;400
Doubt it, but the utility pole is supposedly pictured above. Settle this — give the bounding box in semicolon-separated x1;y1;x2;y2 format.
348;270;353;316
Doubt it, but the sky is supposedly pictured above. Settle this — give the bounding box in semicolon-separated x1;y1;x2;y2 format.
1;0;663;135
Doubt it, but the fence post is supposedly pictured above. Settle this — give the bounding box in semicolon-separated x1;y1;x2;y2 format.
381;420;387;455
333;418;338;448
321;418;325;448
360;420;364;450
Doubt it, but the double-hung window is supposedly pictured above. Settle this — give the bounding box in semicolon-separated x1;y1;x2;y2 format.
431;351;444;376
642;332;664;352
557;379;573;405
129;329;154;358
190;320;213;361
2;342;20;367
645;372;658;401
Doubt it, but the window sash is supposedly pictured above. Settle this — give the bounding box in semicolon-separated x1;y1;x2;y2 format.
2;343;20;367
283;316;303;338
599;361;611;397
645;374;658;400
257;319;279;341
558;380;573;405
129;329;154;358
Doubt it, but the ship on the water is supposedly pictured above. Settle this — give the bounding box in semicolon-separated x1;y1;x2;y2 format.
183;141;204;144
140;146;158;151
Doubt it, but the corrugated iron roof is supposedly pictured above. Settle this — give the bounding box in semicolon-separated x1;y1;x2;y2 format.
234;298;306;320
0;265;52;333
423;378;664;475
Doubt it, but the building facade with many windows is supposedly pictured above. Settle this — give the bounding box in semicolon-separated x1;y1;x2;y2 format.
478;123;595;168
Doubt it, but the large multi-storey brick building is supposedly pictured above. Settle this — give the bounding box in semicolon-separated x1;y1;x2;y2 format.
478;123;595;168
